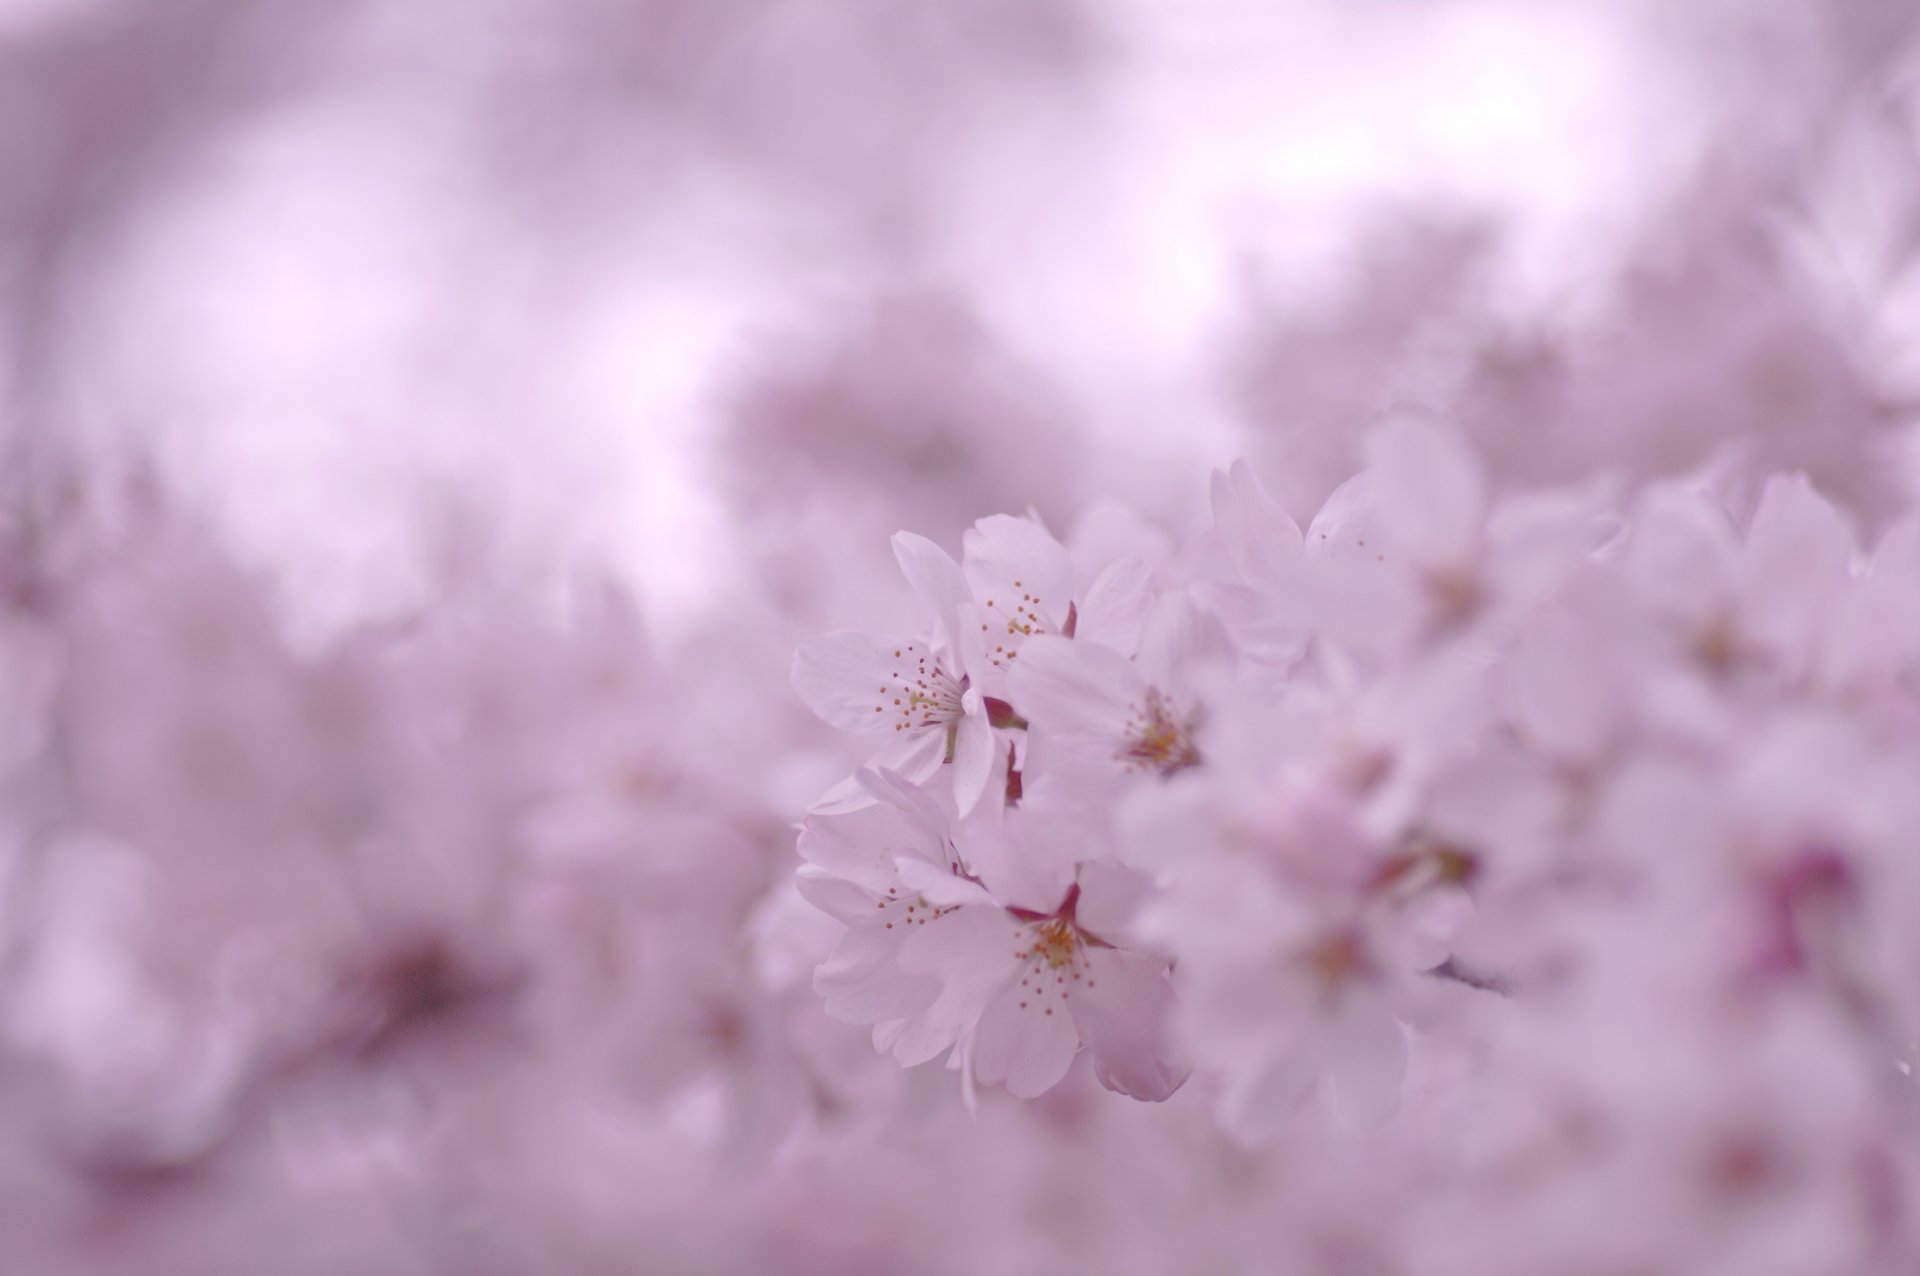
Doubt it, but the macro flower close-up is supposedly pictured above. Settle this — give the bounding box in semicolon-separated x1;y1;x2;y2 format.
3;1;1920;1273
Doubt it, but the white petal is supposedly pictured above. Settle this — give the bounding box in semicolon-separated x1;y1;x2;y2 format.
814;922;941;1024
1306;472;1378;561
963;514;1075;633
898;905;1022;979
885;1017;961;1068
797;799;935;890
894;857;997;908
1073;555;1155;652
805;730;947;815
1067;948;1187;1101
792;631;917;732
892;532;973;652
949;714;996;816
898;906;1024;1038
1189;580;1308;670
1134;591;1229;694
793;865;878;924
1210;459;1302;591
970;981;1080;1098
1007;635;1135;742
856;765;953;836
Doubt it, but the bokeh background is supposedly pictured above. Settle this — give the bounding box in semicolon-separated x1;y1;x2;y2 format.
1;1;1918;1272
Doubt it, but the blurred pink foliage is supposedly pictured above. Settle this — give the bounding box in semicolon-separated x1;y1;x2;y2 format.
3;1;1920;1273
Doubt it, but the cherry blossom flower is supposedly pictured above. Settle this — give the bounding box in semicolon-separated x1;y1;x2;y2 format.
792;532;998;813
1008;592;1226;794
898;864;1189;1103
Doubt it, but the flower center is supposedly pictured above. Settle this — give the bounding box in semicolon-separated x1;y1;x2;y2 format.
1118;688;1201;775
1006;884;1109;1014
879;643;969;734
979;579;1058;672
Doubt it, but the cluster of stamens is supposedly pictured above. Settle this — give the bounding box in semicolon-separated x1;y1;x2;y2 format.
875;885;960;930
979;579;1052;670
1010;917;1092;1016
1117;687;1201;775
871;643;968;733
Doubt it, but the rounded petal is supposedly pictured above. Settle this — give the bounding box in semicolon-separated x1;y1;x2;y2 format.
1210;459;1302;591
1068;948;1188;1101
1008;635;1135;742
792;631;923;732
892;532;973;652
815;921;941;1025
950;714;996;816
1073;555;1155;653
971;981;1080;1098
963;514;1075;633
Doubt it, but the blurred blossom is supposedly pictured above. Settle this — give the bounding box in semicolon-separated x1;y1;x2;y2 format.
3;1;1920;1272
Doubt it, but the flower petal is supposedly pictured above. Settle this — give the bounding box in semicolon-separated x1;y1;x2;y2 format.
971;980;1080;1098
1073;555;1155;653
1068;948;1188;1101
950;714;996;816
892;532;973;653
792;631;923;732
964;514;1075;634
814;921;941;1024
1211;459;1302;591
1008;635;1136;741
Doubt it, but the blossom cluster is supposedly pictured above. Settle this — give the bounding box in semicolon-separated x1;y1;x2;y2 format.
792;419;1920;1271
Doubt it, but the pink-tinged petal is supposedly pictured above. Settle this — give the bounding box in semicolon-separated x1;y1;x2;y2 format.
892;531;973;651
1364;417;1485;566
1323;997;1407;1130
970;981;1080;1098
797;796;941;891
952;601;991;686
1007;635;1135;742
792;631;919;731
1068;948;1187;1101
963;514;1075;633
950;714;995;816
806;729;947;814
894;857;997;909
1073;555;1155;653
1071;862;1156;938
1210;459;1302;591
1189;580;1308;670
898;906;1025;1037
1625;485;1739;623
856;765;954;836
881;1016;961;1068
1134;591;1229;694
897;904;1023;979
814;922;941;1024
793;865;877;924
1306;472;1378;561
